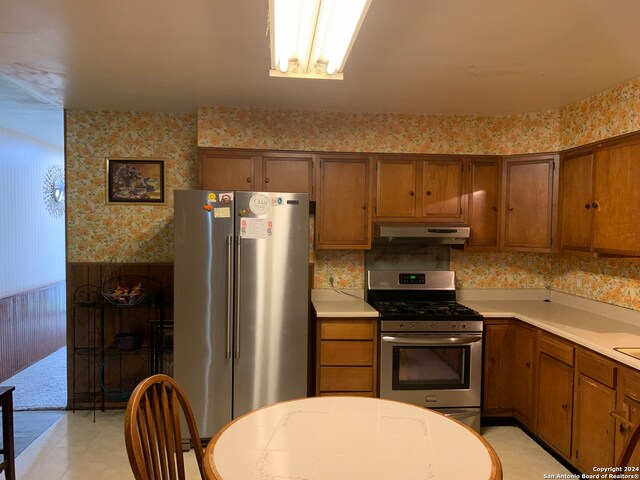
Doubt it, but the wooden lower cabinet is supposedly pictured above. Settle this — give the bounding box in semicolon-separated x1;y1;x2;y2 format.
614;368;640;466
536;333;574;459
513;323;537;428
483;320;515;415
315;317;378;396
482;318;536;427
482;321;640;473
572;348;617;471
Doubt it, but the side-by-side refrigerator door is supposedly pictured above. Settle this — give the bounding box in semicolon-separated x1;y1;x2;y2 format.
232;192;310;418
174;190;234;440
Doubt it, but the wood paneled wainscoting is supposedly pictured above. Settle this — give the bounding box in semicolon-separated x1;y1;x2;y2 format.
0;282;66;382
67;263;173;410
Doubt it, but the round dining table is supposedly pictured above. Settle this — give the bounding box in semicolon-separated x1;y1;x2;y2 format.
204;396;502;480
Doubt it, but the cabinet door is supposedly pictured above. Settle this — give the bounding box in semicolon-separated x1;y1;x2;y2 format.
375;158;417;218
261;155;314;198
482;322;515;415
593;143;640;255
502;155;557;252
421;159;464;220
573;374;616;471
615;368;640;466
537;353;574;458
559;153;594;252
199;150;255;191
513;323;537;428
316;156;371;249
466;159;500;249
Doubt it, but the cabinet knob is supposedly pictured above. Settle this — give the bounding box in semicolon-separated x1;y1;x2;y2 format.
525;361;530;368
585;203;591;209
425;191;432;196
591;201;599;209
491;206;498;212
561;403;568;411
409;191;415;196
246;177;251;183
361;204;367;210
264;177;270;184
508;206;514;212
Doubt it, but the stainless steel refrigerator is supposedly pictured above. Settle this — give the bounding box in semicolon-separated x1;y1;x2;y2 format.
173;190;309;441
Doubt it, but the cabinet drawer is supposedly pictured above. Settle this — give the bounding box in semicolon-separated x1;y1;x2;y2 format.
577;348;617;388
319;321;374;340
320;341;374;366
539;332;574;366
319;367;373;392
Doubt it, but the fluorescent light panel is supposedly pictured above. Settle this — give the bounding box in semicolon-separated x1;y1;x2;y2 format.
269;0;371;79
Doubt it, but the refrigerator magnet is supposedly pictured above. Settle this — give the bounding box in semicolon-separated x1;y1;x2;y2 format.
214;207;231;218
240;218;269;239
208;193;216;203
249;194;271;215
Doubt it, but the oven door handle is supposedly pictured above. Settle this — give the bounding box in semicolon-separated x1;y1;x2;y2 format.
381;334;482;345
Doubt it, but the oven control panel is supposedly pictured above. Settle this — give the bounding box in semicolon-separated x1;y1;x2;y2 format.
398;273;425;284
381;320;483;333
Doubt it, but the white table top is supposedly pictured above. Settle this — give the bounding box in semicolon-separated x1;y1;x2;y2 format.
205;396;501;480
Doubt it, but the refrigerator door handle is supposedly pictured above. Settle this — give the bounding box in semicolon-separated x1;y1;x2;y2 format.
225;235;233;359
234;235;242;359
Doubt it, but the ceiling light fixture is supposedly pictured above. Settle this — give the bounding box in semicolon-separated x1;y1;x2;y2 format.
268;0;371;80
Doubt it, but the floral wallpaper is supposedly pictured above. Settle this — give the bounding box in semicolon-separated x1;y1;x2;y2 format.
559;76;640;149
65;76;640;309
65;111;197;262
198;106;561;155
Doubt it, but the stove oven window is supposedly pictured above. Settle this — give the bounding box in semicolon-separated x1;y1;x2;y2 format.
392;345;470;390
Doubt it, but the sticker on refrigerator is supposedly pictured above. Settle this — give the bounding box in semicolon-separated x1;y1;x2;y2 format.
240;218;270;239
220;193;233;205
213;207;231;218
249;194;271;215
207;193;216;203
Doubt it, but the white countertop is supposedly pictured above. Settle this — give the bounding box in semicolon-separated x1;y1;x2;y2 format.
312;287;640;370
207;396;500;480
459;289;640;370
311;289;379;318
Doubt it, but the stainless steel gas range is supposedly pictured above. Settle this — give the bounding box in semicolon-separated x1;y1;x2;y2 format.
367;270;484;431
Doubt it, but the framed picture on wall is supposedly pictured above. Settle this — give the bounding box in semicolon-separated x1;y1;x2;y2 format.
106;158;166;204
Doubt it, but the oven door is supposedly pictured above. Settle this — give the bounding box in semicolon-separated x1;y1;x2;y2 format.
380;332;482;409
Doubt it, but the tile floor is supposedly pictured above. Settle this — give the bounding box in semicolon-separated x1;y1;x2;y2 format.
6;410;572;480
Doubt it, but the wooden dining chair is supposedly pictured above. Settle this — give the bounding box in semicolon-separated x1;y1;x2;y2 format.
617;419;640;468
124;374;206;480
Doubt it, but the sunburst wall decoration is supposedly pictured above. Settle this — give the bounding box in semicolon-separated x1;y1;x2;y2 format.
43;164;65;218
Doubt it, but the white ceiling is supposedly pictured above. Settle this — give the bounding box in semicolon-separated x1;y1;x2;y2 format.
1;0;639;132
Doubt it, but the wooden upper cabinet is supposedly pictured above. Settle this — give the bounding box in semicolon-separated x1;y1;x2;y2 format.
199;150;255;191
315;155;372;249
374;156;463;222
465;158;500;250
261;154;314;196
501;154;558;252
420;158;464;220
559;152;594;253
374;158;417;218
592;142;640;256
198;149;314;198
